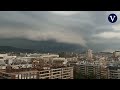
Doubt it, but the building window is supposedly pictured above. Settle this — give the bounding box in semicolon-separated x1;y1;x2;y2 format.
22;74;24;79
31;74;34;79
15;74;18;79
34;74;37;79
29;73;31;79
53;69;61;72
19;74;22;79
24;74;27;79
27;73;30;79
53;72;60;75
40;71;49;74
40;74;50;77
45;77;49;79
63;76;67;78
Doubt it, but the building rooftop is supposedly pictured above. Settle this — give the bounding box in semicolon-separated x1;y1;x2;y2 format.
0;65;71;74
0;69;39;75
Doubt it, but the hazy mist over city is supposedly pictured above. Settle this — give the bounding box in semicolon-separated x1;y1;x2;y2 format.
0;11;120;52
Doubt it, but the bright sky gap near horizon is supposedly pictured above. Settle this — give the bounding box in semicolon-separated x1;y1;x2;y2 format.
0;11;120;52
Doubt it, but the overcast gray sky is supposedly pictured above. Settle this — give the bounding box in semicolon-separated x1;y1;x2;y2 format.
0;11;120;52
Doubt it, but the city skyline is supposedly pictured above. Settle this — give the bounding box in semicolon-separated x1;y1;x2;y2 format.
0;11;120;52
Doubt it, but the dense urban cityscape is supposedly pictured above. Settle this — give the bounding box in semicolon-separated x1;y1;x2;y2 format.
0;11;119;79
0;49;120;79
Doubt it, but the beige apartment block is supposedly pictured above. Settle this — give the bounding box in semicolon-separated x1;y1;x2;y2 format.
0;67;73;79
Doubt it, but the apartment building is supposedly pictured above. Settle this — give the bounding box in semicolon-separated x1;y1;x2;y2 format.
100;66;109;79
77;64;100;78
108;66;120;79
76;62;109;79
0;66;73;79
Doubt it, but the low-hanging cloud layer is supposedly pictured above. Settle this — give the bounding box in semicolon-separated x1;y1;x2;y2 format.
0;11;120;51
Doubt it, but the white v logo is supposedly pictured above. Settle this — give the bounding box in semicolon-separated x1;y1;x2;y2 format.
110;15;116;22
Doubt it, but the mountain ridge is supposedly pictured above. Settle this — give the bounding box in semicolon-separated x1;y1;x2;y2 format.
0;46;34;53
0;39;86;53
0;45;85;53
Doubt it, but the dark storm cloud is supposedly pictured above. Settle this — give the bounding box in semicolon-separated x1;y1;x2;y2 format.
0;11;119;51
